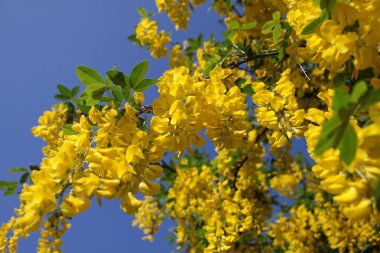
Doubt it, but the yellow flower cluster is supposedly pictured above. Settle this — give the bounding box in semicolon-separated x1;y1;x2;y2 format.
253;69;307;148
151;65;250;155
166;166;214;250
0;218;17;253
169;44;188;68
37;215;70;253
305;91;380;221
269;193;380;252
316;201;380;252
269;204;320;253
132;196;165;242
85;104;163;212
156;0;205;30
135;17;171;59
286;0;380;72
269;147;303;197
31;104;68;155
167;132;271;252
0;102;165;250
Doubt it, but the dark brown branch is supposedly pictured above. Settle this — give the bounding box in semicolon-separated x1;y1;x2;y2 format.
231;155;248;191
227;51;279;69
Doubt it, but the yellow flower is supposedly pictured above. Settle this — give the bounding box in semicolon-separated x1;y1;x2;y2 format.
60;195;90;217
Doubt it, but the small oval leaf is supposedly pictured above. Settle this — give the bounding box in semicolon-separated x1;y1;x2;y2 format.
76;66;104;85
130;60;149;88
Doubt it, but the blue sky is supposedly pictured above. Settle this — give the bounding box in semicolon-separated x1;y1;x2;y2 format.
0;0;223;252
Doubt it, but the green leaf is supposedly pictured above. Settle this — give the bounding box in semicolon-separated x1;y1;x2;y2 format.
29;165;40;171
223;30;238;40
224;0;231;10
273;23;281;42
100;96;113;102
105;75;113;86
76;66;104;85
234;78;246;88
9;167;27;173
332;88;350;111
320;0;336;14
122;88;132;102
4;184;17;196
338;123;357;165
301;9;327;35
301;18;322;35
0;181;18;196
204;61;217;76
333;73;347;88
71;85;80;97
197;34;203;47
107;70;131;89
104;85;121;92
137;7;148;17
57;84;72;97
242;84;254;95
84;83;106;95
130;60;148;88
241;21;257;30
0;181;16;189
261;20;277;34
273;11;281;21
134;78;158;92
360;88;380;110
128;34;139;45
112;90;123;104
350;81;367;104
63;124;80;135
90;90;104;100
314;115;342;156
227;21;240;30
19;172;30;184
54;94;70;101
78;105;91;114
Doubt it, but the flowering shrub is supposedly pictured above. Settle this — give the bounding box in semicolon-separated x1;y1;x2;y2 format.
1;0;380;252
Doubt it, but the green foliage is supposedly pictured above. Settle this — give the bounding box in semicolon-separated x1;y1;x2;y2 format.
315;81;369;165
76;66;104;85
130;60;149;88
301;9;327;35
360;88;380;110
227;20;240;30
107;70;131;89
261;12;282;42
241;21;257;30
134;78;159;92
301;0;336;35
0;181;18;196
137;7;148;17
19;172;30;184
55;84;80;101
9;167;28;173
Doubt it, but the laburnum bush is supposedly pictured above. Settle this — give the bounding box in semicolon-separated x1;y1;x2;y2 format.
1;0;380;252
